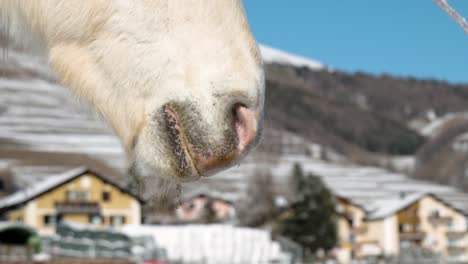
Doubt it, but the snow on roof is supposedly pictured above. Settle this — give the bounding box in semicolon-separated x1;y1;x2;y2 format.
0;167;88;210
201;152;468;217
0;166;143;210
259;44;325;70
365;192;427;220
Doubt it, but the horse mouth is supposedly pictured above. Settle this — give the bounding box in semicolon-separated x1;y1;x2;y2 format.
162;104;201;180
161;102;243;180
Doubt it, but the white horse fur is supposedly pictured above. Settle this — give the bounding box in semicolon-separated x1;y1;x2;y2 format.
0;0;264;203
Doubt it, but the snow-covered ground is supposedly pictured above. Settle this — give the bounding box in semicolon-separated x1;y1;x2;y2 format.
0;52;127;182
188;153;468;217
122;224;290;264
420;111;468;137
259;44;325;70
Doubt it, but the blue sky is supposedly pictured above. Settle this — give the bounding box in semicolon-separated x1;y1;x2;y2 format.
244;0;468;84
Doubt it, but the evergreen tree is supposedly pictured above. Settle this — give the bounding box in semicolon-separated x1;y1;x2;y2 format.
280;163;337;256
291;163;305;195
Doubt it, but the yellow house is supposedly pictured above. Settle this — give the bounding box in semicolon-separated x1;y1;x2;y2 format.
360;193;429;258
416;194;467;263
0;167;143;235
363;193;468;263
335;197;368;263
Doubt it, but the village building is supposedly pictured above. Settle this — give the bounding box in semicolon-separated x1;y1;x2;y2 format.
335;197;369;263
0;167;143;235
361;193;426;258
337;193;468;263
366;193;468;262
416;194;468;262
176;193;236;223
336;192;468;263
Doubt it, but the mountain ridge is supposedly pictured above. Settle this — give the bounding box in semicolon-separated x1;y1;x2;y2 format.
1;41;468;195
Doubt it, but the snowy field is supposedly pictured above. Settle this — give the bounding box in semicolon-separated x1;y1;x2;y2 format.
122;224;291;264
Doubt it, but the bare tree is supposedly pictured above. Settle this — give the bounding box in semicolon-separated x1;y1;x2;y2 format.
433;0;468;34
0;166;16;196
236;169;276;227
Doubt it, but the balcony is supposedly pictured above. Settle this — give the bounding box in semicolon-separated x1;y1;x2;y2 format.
354;240;382;258
447;230;466;239
447;245;466;255
55;201;100;214
351;225;368;235
429;215;452;225
399;231;426;240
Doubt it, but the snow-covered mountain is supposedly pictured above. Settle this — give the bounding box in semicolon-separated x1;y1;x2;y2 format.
0;43;327;184
0;50;126;186
188;154;468;217
0;44;323;186
3;41;468;213
259;44;325;70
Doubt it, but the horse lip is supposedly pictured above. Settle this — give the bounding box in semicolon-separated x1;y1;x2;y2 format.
162;104;201;179
162;102;248;178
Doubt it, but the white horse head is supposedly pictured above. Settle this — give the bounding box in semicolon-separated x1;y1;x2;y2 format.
1;0;264;200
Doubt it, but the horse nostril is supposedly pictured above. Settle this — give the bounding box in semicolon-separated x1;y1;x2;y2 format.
232;103;258;152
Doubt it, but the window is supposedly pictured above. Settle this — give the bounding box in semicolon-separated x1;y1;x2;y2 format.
89;214;103;225
416;223;422;231
102;191;111;202
66;190;90;201
448;238;461;247
56;214;63;224
44;215;56;226
336;204;344;213
110;215;126;226
403;224;411;232
448;222;454;231
399;224;412;232
430;210;440;218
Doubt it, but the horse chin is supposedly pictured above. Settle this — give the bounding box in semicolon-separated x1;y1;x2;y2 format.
128;159;182;208
126;95;261;205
